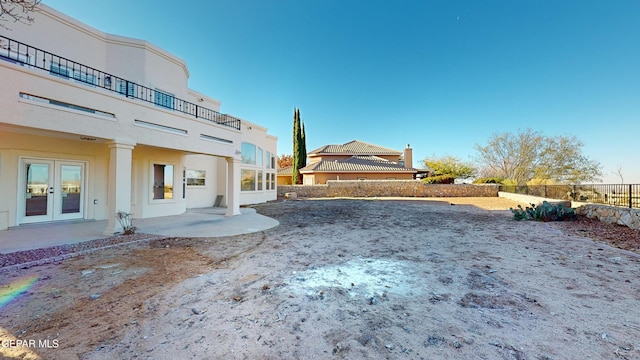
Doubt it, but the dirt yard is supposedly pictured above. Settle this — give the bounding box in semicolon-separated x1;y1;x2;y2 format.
1;198;639;360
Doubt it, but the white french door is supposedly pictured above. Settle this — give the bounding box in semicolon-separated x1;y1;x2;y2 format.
20;159;86;224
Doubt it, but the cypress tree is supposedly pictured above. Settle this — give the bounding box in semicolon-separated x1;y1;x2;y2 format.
301;121;307;169
292;108;301;184
292;108;307;184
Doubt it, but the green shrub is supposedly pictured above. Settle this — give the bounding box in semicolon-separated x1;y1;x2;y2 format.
422;175;455;184
473;177;505;184
510;201;576;222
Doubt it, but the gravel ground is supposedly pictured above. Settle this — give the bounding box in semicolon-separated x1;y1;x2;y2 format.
0;234;165;270
1;197;639;360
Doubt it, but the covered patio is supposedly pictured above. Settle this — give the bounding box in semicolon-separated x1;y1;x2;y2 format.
0;207;278;254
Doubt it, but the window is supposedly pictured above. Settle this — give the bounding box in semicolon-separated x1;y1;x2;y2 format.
49;63;98;86
153;164;174;200
257;147;263;166
0;46;33;66
241;169;256;191
49;63;69;78
271;154;276;169
19;93;115;117
266;172;276;190
241;142;256;165
154;89;175;110
116;79;136;97
186;170;206;186
72;68;97;86
257;171;263;190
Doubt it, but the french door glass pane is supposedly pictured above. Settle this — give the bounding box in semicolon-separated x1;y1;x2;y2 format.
61;165;82;214
25;163;49;216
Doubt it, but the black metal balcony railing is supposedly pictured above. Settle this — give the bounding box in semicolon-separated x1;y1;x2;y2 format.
499;184;640;209
0;35;241;131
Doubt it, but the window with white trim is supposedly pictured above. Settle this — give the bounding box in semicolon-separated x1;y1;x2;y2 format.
186;169;206;186
266;172;276;190
241;169;256;191
153;164;174;200
241;142;256;165
266;151;276;169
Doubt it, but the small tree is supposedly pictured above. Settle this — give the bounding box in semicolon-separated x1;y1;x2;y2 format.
1;0;41;30
423;155;476;180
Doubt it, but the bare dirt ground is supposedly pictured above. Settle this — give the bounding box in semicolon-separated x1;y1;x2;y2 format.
1;197;639;360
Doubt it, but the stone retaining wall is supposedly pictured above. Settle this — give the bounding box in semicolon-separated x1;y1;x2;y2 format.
576;204;640;230
278;181;499;198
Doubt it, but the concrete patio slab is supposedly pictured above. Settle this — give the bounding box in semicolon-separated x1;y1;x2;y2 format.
0;207;279;254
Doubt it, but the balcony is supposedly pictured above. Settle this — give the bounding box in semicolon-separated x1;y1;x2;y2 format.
0;35;241;131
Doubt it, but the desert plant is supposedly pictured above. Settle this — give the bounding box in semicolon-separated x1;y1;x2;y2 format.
510;201;576;222
472;177;505;184
115;211;137;235
422;175;455;184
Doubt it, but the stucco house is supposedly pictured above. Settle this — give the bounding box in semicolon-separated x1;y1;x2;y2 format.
0;4;277;234
277;166;294;185
298;140;417;184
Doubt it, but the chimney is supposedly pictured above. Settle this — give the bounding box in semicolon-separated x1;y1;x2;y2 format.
403;144;413;168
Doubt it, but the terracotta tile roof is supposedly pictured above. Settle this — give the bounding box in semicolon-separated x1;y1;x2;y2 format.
277;166;293;176
300;156;416;173
308;140;401;156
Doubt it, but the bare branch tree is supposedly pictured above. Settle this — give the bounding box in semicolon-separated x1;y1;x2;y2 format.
475;129;602;185
612;165;624;184
0;0;41;30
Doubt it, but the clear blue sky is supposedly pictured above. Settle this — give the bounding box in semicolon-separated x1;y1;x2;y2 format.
43;0;639;183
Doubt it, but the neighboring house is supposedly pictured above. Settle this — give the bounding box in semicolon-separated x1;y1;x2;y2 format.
299;140;417;184
0;4;277;234
277;166;294;185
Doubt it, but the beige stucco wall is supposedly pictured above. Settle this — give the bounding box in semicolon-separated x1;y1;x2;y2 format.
277;174;293;185
184;154;223;209
237;122;278;205
279;181;500;198
130;146;187;219
0;132;109;227
0;4;277;230
5;5;190;100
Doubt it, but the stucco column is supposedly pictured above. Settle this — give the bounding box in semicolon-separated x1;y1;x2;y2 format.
104;140;135;235
225;157;241;216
